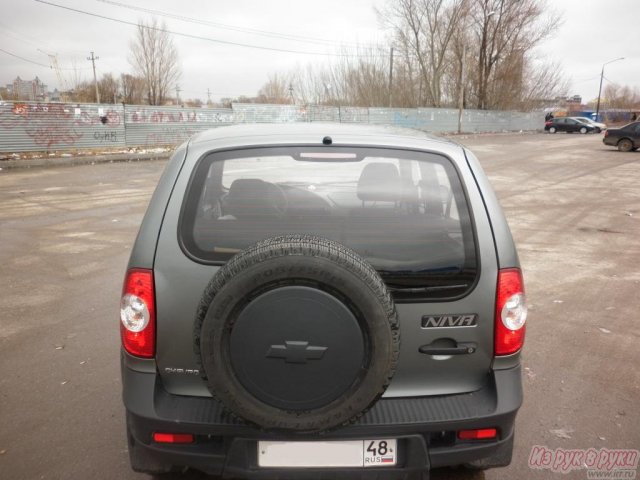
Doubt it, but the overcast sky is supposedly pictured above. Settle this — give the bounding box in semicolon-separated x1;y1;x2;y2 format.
1;0;639;105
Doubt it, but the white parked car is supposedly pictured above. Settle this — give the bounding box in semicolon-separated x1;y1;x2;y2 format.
570;117;607;132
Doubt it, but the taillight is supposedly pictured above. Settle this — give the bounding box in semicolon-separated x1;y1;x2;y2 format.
458;428;498;440
604;130;609;137
544;121;552;126
120;268;155;358
494;268;527;356
153;432;194;444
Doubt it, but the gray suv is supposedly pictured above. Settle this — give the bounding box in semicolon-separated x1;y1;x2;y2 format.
120;123;526;478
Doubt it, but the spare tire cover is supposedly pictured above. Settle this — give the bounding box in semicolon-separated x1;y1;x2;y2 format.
194;235;399;432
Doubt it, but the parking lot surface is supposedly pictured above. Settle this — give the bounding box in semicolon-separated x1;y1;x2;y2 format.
0;132;638;479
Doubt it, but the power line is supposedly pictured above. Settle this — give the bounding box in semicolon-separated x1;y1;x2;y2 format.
35;0;386;58
0;34;91;72
94;0;380;51
179;89;263;97
0;23;93;62
0;24;45;49
0;47;52;69
572;75;602;85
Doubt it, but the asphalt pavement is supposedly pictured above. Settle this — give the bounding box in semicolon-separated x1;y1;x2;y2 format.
0;132;638;480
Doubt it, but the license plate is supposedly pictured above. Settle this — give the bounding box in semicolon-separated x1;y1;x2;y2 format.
258;439;397;468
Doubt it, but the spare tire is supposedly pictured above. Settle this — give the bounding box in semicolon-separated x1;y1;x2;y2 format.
194;235;399;432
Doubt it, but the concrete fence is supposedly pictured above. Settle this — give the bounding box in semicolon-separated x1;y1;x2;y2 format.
0;101;542;153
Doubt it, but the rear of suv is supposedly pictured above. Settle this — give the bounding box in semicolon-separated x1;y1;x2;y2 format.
120;123;526;478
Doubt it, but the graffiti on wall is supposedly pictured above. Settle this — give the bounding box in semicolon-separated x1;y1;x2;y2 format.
232;104;304;123
0;100;542;153
93;131;119;143
6;103;82;149
142;127;199;147
127;108;233;124
0;102;121;150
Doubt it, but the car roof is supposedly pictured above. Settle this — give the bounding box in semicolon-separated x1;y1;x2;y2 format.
187;123;457;151
612;121;640;130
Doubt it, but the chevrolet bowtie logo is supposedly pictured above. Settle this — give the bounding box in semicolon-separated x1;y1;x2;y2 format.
266;341;328;364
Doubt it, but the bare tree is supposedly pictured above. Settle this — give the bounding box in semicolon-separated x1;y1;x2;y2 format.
389;47;423;107
288;64;336;105
600;84;640;111
256;0;564;111
98;73;119;104
377;0;563;109
257;74;292;104
513;59;568;110
184;98;204;107
69;80;95;103
129;18;181;105
381;0;468;107
282;46;392;108
338;48;390;107
121;74;146;105
469;0;561;109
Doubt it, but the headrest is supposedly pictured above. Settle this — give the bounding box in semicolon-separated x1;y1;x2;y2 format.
357;163;401;203
226;179;282;217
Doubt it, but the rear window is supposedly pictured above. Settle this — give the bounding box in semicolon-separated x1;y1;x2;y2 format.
180;147;477;300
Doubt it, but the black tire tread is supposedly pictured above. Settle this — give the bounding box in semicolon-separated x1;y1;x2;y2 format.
618;138;633;152
193;234;399;431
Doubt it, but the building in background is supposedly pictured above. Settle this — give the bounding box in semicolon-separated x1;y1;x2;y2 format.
49;89;61;102
5;76;48;101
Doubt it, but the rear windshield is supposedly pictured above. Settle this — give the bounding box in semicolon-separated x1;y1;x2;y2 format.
180;146;477;300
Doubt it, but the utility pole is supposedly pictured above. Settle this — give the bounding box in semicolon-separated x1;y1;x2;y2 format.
457;44;466;134
121;73;127;104
87;51;100;104
596;57;624;121
175;84;181;106
289;83;294;104
388;47;394;108
206;88;212;105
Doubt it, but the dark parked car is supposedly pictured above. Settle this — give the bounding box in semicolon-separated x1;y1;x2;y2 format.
603;121;640;151
120;123;527;478
545;117;596;134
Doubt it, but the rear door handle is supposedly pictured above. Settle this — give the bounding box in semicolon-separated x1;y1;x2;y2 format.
419;342;477;355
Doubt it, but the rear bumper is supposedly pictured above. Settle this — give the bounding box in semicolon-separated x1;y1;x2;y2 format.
122;356;522;477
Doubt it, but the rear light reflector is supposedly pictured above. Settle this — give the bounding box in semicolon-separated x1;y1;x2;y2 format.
300;152;358;159
153;432;195;444
495;268;527;356
120;268;155;358
458;428;498;440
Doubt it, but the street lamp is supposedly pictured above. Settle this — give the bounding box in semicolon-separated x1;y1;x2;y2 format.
595;57;624;121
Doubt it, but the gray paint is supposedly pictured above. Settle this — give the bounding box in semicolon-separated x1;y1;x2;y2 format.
127;143;188;270
463;148;521;269
140;124;508;398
